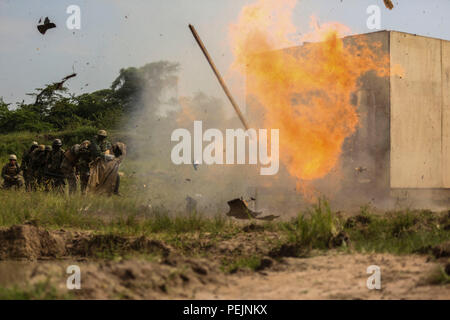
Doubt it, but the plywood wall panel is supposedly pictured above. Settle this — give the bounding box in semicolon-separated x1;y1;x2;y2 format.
390;32;442;188
442;40;450;187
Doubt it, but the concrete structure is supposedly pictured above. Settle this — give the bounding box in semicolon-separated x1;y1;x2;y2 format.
247;31;450;206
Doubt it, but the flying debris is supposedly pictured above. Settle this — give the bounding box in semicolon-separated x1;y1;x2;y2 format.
56;73;77;89
355;166;368;173
383;0;394;10
37;17;56;35
226;198;279;221
34;73;77;104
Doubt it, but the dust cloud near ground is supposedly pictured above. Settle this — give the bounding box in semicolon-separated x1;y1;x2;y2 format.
119;61;304;215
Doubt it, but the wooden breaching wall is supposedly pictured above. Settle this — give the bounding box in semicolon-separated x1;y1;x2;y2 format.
390;31;450;189
245;31;450;207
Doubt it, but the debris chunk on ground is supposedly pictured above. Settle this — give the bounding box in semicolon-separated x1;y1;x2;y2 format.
226;198;279;221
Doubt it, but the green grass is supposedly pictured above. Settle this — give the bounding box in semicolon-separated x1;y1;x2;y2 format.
345;208;449;255
221;255;265;273
0;280;72;300
269;200;449;257
0;190;236;236
426;266;450;285
0;188;448;259
279;198;342;250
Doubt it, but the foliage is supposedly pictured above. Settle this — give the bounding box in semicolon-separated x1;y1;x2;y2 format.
279;198;342;250
426;266;450;285
0;280;72;300
0;61;179;134
0;126;98;160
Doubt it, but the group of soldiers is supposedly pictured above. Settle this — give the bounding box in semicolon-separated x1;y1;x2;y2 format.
1;130;120;195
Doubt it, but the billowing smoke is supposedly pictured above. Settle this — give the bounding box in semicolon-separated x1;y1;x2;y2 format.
122;61;265;214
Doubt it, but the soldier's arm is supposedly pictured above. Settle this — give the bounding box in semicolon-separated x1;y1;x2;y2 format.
20;153;27;170
1;166;9;180
89;141;102;159
58;150;65;170
102;141;114;159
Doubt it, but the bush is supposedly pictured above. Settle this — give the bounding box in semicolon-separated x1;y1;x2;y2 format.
0;126;98;160
279;198;343;252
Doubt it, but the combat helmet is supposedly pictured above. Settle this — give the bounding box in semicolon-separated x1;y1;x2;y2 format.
30;141;39;151
9;154;17;161
80;140;91;152
38;144;45;151
97;130;107;137
52;139;62;147
72;144;80;154
81;140;91;147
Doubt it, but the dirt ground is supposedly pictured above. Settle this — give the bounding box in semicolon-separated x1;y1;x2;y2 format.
0;253;448;299
195;253;450;300
0;223;448;300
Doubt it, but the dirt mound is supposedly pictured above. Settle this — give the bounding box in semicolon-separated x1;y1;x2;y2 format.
344;214;371;228
431;241;450;259
69;234;171;258
269;243;306;258
0;224;66;260
441;211;450;230
242;223;265;232
328;231;350;248
0;224;172;261
268;232;349;259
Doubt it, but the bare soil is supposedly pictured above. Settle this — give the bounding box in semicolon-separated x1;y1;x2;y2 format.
0;224;448;299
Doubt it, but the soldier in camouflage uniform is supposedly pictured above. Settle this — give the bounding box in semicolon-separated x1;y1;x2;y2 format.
76;140;92;194
45;139;65;193
1;155;23;190
88;130;123;195
21;141;38;191
42;145;54;191
30;144;47;189
89;130;112;159
61;144;81;194
111;142;126;196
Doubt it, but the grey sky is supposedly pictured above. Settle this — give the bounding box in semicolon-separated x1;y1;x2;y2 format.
1;0;449;108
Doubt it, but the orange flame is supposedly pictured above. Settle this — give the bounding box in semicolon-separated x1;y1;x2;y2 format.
229;0;391;187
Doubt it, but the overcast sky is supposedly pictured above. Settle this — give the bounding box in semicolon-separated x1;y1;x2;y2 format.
1;0;449;108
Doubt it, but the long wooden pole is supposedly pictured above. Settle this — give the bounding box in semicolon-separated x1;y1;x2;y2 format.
189;24;249;130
